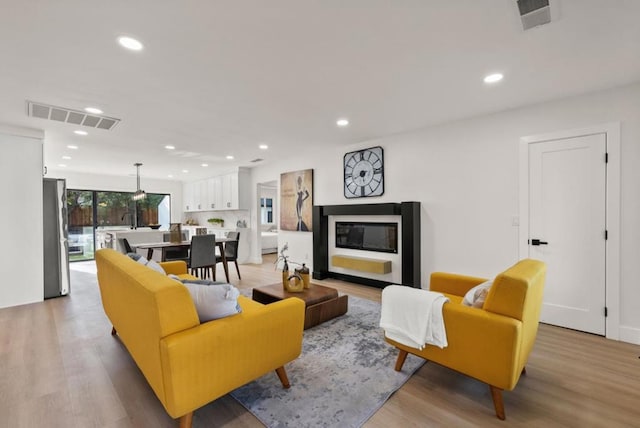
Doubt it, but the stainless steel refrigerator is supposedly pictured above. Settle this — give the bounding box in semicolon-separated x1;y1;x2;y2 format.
43;178;70;298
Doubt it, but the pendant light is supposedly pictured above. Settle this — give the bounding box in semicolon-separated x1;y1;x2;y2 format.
133;162;146;201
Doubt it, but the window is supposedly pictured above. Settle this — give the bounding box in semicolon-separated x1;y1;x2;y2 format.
260;197;273;224
67;189;171;261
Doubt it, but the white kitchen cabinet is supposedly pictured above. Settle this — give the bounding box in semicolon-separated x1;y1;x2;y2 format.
184;168;250;212
195;180;208;211
183;182;195;212
219;169;250;210
206;176;223;210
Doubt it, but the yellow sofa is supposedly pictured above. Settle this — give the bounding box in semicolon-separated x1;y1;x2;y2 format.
95;248;305;428
385;259;546;420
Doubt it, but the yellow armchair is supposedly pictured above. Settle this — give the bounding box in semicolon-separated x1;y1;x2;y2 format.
384;259;546;420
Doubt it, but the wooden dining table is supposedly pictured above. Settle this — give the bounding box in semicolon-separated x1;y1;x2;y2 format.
135;237;231;282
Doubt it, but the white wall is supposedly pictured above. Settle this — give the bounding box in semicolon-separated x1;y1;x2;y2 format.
46;169;184;222
249;82;640;344
0;125;45;308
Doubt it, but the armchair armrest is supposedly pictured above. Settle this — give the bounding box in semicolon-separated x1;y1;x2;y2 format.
160;260;188;275
441;304;522;389
429;272;488;297
159;297;305;417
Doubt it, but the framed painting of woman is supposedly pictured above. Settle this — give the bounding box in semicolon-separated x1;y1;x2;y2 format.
280;169;313;231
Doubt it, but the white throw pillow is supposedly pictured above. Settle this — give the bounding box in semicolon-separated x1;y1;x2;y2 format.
127;253;166;275
462;280;493;308
180;281;242;322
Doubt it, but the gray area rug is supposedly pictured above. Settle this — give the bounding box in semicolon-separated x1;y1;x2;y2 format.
230;293;425;428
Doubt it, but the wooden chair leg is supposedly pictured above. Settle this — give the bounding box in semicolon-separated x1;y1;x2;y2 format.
489;385;506;420
212;264;217;281
275;366;291;389
111;326;117;336
178;412;193;428
234;260;241;279
394;349;409;371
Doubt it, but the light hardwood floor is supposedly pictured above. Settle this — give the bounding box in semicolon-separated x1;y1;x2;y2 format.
1;255;639;427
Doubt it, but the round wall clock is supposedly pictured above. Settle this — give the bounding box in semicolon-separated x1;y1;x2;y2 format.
343;146;384;198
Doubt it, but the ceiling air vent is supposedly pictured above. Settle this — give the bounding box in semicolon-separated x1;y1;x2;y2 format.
250;158;264;163
26;101;121;131
517;0;551;30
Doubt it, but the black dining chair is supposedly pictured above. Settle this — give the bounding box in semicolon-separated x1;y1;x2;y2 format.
189;234;217;279
215;231;241;280
119;238;134;254
162;232;190;263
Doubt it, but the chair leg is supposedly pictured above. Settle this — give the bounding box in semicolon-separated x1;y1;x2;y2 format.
489;385;506;420
275;366;291;389
178;412;193;428
212;264;217;281
234;260;241;279
394;349;409;371
521;366;527;375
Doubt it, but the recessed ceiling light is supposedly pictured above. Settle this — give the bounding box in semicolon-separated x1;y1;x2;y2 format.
182;169;189;173
165;145;175;150
58;164;67;168
226;155;234;160
67;145;78;150
62;156;72;160
201;163;209;167
84;107;103;114
74;130;88;136
483;73;504;84
259;144;269;150
118;36;144;51
336;118;349;127
168;174;173;178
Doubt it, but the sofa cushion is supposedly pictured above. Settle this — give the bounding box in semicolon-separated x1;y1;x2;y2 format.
127;252;166;275
169;275;242;322
462;280;493;308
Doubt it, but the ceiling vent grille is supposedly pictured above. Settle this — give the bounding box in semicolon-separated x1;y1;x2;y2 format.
250;158;264;163
517;0;551;30
26;101;120;131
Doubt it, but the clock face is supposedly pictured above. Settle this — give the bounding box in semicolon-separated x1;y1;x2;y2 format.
344;146;384;198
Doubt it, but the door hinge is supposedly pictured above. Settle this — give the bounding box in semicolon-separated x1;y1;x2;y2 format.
605;230;608;240
605;152;609;163
604;307;608;317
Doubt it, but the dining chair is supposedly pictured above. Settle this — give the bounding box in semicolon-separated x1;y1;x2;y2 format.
215;231;241;280
162;232;190;263
119;238;134;254
189;234;217;279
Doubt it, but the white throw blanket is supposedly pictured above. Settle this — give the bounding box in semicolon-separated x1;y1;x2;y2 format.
379;285;449;350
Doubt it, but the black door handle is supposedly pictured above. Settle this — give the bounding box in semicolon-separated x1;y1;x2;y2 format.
530;239;548;246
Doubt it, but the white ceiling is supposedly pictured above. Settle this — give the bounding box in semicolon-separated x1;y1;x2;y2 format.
1;0;639;182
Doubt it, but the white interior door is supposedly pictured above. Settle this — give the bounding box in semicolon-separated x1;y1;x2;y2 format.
528;133;606;335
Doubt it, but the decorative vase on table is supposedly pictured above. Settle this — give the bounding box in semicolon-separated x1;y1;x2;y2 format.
281;259;289;290
285;272;304;293
295;263;310;289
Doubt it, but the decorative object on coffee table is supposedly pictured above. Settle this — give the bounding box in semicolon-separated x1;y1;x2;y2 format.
285;273;304;292
296;263;310;288
253;282;348;329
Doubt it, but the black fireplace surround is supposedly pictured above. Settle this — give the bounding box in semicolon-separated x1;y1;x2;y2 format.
312;201;421;288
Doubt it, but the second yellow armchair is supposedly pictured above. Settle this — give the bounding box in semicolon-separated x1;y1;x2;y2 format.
384;259;546;420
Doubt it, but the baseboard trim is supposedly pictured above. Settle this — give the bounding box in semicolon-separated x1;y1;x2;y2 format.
618;325;640;345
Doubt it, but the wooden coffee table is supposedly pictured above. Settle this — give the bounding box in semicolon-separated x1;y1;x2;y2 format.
252;282;348;329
